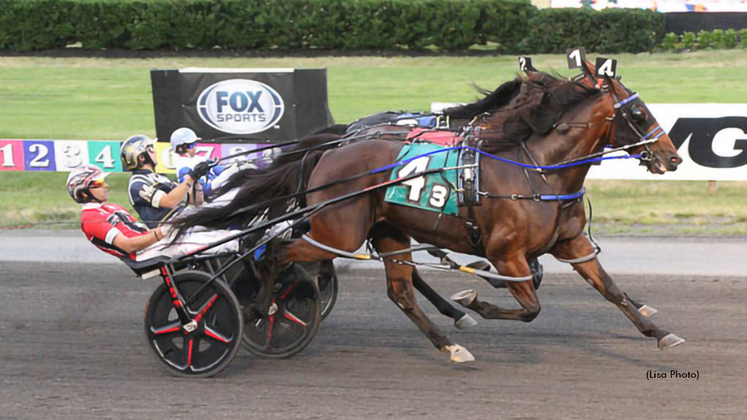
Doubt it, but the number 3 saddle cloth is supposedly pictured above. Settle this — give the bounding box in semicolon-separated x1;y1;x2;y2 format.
384;137;479;216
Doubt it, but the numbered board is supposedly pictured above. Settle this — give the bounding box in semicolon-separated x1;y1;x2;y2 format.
384;143;459;215
0;139;267;174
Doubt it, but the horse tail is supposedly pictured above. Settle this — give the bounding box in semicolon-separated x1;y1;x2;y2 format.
212;133;341;198
171;150;325;235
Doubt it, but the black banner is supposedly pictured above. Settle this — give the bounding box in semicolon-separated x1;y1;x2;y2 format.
151;69;333;143
665;12;747;35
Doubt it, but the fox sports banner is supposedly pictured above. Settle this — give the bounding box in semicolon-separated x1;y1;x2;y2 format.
150;68;334;143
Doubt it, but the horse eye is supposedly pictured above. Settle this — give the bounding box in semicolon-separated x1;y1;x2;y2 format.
631;107;646;123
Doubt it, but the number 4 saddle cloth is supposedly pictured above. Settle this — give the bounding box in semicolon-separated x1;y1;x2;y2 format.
384;141;477;216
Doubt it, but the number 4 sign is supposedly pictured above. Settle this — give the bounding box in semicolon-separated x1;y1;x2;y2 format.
88;141;122;172
595;57;618;78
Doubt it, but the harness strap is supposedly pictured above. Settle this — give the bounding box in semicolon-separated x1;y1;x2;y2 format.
482;187;585;202
555;251;598;264
613;92;639;109
301;235;532;283
301;235;375;260
394;260;534;284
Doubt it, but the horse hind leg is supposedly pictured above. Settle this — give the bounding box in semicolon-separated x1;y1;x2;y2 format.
372;231;474;363
452;254;542;322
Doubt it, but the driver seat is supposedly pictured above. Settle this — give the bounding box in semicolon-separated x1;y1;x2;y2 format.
120;256;172;278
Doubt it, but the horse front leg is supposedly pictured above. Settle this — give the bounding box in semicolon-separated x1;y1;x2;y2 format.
552;235;684;349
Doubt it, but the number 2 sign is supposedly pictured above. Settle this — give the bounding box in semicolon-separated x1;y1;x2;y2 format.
23;140;57;172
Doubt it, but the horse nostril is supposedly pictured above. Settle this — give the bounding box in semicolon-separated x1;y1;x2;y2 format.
670;155;682;165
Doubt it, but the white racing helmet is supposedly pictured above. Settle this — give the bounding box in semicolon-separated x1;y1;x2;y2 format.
66;165;109;203
170;127;200;154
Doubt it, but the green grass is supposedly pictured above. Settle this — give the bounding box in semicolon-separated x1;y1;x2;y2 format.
585;180;747;236
1;51;747;233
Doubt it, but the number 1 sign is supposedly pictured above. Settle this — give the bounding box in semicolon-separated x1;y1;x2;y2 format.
0;140;25;171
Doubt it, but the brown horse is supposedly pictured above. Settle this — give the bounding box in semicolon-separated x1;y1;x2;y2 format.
176;63;684;362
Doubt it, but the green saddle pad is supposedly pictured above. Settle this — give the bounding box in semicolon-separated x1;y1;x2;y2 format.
384;143;459;215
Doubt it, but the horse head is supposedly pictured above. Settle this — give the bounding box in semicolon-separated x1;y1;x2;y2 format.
583;61;682;174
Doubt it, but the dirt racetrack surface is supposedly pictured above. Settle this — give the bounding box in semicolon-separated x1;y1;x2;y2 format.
0;262;744;419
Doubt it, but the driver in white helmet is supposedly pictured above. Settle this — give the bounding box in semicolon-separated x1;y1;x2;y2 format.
67;165;239;262
170;127;233;203
121;134;210;228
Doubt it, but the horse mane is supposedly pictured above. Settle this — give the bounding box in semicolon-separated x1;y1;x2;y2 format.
476;72;600;152
443;78;523;119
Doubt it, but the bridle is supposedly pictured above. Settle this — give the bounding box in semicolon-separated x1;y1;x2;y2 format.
604;82;666;164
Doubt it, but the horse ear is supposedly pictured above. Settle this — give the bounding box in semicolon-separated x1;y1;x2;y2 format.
580;60;597;83
584;60;597;75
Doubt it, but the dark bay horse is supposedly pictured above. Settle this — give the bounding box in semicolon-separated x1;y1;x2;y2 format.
176;63;684;362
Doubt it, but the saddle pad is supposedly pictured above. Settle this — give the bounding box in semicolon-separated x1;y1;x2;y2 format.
384;143;459;215
406;128;462;146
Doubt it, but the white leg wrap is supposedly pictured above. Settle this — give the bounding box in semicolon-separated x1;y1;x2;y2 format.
658;333;685;350
637;304;658;317
455;314;477;330
444;344;475;363
451;289;477;307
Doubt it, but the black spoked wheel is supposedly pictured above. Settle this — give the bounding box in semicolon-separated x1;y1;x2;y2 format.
316;261;338;321
144;271;243;378
242;264;321;359
301;261;339;321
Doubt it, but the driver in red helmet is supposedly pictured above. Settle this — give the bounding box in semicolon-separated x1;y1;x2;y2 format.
67;165;238;261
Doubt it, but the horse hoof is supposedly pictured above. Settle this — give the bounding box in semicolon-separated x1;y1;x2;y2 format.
444;344;475;363
658;333;686;350
637;304;658;317
451;290;477;307
455;314;477;330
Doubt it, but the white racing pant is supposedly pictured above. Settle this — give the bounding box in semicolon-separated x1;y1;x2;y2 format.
135;227;240;261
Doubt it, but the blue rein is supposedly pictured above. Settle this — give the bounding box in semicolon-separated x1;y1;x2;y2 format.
372;145;642;174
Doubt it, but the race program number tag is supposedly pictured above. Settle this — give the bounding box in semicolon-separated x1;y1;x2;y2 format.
595;57;618;78
566;47;587;70
518;56;534;72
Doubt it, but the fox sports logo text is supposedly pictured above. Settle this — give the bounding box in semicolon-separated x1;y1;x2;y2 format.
197;79;285;135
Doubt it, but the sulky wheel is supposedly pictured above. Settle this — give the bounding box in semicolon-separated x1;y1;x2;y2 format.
242;264;321;359
316;261;339;321
144;270;243;378
301;261;339;321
